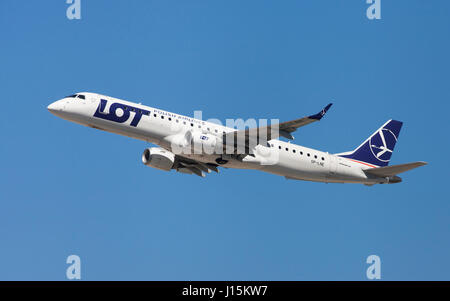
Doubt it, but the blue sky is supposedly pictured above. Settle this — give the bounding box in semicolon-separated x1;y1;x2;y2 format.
0;0;449;280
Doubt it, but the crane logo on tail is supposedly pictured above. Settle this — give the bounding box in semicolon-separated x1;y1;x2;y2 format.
369;128;398;163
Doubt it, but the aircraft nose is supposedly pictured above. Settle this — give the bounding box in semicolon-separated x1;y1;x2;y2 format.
47;102;57;112
47;100;63;114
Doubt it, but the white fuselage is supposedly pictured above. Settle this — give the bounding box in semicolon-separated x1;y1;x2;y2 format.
48;92;388;185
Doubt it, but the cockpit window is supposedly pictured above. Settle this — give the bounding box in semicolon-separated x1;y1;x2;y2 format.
65;94;86;99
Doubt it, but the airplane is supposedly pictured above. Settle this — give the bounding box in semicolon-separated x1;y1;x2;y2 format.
47;92;427;185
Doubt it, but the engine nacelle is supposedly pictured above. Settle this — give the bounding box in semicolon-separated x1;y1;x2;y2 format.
191;132;219;154
167;131;193;149
141;147;175;171
163;131;221;154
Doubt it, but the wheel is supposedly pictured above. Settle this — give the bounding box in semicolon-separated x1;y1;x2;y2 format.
215;158;228;165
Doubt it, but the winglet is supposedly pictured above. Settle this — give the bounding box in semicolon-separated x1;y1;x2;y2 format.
308;103;333;120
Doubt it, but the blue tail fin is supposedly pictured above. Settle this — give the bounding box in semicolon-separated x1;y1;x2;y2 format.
337;120;403;167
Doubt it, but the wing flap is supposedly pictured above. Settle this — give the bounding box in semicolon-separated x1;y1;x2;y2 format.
175;155;220;177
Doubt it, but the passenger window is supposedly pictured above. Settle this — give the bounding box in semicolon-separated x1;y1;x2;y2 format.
300;151;303;155
322;157;325;161
293;149;296;153
153;114;157;117
307;153;310;157
314;155;317;159
279;146;281;149
285;148;289;151
161;116;164;119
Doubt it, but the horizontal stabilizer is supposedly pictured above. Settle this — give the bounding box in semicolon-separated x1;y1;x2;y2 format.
364;161;427;177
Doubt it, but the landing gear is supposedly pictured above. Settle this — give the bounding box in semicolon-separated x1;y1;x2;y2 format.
215;158;228;165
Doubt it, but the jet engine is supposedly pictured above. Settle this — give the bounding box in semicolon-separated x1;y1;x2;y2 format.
164;131;221;155
191;132;219;154
141;147;175;171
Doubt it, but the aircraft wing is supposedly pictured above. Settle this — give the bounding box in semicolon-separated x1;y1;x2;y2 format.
271;103;333;140
174;155;219;177
222;103;332;151
364;161;427;177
